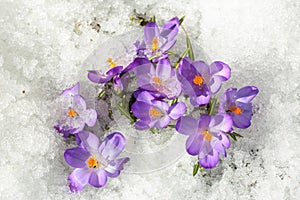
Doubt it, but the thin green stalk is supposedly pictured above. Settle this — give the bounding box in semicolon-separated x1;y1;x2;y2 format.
208;98;217;115
175;48;189;69
115;103;135;123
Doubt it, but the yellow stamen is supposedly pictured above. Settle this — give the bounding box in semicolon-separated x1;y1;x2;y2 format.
68;109;78;117
152;38;159;51
202;130;213;141
152;77;162;85
149;108;163;117
193;75;204;85
228;106;242;115
87;156;99;168
106;57;116;68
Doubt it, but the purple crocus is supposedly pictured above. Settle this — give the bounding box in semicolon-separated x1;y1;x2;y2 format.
133;58;181;99
178;57;231;106
136;17;179;61
54;83;97;137
219;86;259;129
176;114;232;169
64;131;129;192
131;91;186;130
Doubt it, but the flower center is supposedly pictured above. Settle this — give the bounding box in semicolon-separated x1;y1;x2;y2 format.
149;107;163;117
193;75;204;85
106;58;116;68
152;77;162;85
228;106;242;115
152;38;159;51
87;156;99;168
202;130;213;141
68;109;78;117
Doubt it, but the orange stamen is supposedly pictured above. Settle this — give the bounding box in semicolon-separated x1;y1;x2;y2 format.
152;38;159;51
193;75;204;85
229;106;242;115
202;130;213;141
152;77;162;85
68;109;78;117
149;108;163;117
106;57;116;68
87;156;99;168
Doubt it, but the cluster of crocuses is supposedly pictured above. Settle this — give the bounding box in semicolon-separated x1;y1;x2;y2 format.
54;83;129;192
55;16;259;192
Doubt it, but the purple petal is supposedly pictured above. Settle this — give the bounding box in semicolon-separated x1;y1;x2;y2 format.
210;61;231;81
186;133;203;156
160;17;179;40
89;170;107;188
98;132;126;162
199;149;219;169
218;88;238;112
135;121;150;130
159;40;176;53
156;59;172;79
68;168;91;193
232;113;251;129
144;22;160;45
62;82;80;97
74;95;87;110
85;109;97;127
192;61;210;82
135;90;155;103
105;157;130;178
155;116;171;129
190;94;210;106
219;132;230;148
131;101;151;120
213;142;226;157
176;116;198;136
235;86;259;104
209;76;223;94
133;58;155;77
198;115;211;130
87;70;112;84
168;102;187;120
76;131;100;152
209;114;233;133
64;147;90;168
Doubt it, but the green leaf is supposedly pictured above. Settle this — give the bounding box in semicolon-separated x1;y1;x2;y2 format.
226;132;243;141
179;16;185;25
193;163;199;176
208;97;217;116
98;90;106;99
115;103;135;123
175;48;189;69
186;34;195;61
151;15;156;23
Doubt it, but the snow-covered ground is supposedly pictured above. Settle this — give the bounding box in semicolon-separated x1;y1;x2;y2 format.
0;0;299;199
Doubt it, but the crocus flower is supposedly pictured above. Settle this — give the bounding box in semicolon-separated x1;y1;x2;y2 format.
219;86;259;129
178;57;231;106
131;91;186;130
136;17;179;61
133;58;181;99
54;83;97;137
176;114;232;169
64;131;129;192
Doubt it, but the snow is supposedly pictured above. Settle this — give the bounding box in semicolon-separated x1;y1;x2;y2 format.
0;0;299;199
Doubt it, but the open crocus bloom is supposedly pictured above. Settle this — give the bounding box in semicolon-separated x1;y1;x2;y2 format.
178;57;231;106
64;131;129;192
219;86;259;129
132;91;186;130
133;58;181;99
176;114;232;169
136;17;179;61
54;83;97;137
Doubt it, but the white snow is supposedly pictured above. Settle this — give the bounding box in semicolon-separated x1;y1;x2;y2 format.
0;0;299;199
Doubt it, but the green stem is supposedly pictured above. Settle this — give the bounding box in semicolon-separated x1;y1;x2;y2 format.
208;98;217;115
175;48;189;69
115;103;135;123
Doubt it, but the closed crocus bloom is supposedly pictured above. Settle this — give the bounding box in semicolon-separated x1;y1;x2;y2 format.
132;91;186;130
54;83;97;137
178;58;231;106
64;131;129;192
176;114;232;169
219;86;259;129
